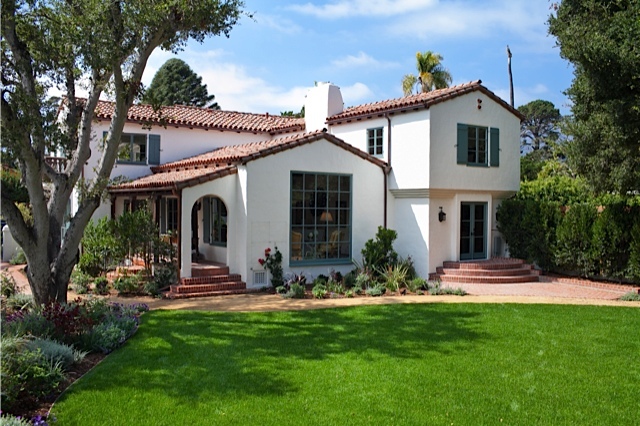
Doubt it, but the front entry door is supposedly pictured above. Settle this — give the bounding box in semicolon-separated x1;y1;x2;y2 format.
460;202;487;260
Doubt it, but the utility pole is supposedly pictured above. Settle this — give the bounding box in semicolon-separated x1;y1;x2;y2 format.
507;45;514;107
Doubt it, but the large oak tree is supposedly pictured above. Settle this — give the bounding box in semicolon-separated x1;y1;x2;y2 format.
1;0;246;305
548;0;640;194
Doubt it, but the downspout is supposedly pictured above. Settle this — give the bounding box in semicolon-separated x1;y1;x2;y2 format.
383;113;393;228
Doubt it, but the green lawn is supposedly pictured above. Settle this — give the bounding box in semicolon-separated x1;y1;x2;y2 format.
53;304;640;425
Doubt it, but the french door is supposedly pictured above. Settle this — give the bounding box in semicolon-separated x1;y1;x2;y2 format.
460;202;487;260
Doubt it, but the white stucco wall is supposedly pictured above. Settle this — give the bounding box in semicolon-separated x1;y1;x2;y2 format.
243;139;385;287
329;110;431;190
429;92;520;193
305;83;344;132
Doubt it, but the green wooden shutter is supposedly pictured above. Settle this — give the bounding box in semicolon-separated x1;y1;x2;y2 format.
457;123;468;164
160;197;167;233
203;197;211;244
148;134;161;165
490;127;500;167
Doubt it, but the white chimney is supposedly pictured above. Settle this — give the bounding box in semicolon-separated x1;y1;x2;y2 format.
304;82;344;132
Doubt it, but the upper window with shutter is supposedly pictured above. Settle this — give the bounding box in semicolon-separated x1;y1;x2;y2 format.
456;124;499;167
115;133;160;165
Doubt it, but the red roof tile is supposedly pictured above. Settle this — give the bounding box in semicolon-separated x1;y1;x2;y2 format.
108;131;387;193
327;80;524;123
93;100;305;134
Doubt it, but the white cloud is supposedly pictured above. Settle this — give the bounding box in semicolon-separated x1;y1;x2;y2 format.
288;0;436;18
331;51;398;69
256;14;303;34
340;82;375;105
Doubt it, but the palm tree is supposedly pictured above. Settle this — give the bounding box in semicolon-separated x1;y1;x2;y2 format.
402;51;453;96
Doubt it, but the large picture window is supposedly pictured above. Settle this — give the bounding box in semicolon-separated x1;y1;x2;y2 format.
290;172;351;263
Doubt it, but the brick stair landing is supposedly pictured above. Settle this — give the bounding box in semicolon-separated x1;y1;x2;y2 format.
165;262;254;299
429;258;540;284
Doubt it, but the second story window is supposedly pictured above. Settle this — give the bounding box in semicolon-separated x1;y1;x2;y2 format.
114;133;161;165
457;123;500;167
118;133;147;164
367;127;384;156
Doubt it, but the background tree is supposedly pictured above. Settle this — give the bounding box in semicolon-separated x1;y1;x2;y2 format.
402;51;452;96
548;0;640;194
143;58;220;109
1;0;245;305
517;99;562;153
280;106;305;118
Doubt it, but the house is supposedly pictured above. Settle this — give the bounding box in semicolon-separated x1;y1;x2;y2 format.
74;80;521;291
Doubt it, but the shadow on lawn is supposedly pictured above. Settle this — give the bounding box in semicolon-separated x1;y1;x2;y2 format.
57;304;488;406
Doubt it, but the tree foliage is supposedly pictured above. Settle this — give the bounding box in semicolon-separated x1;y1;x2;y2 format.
143;58;220;109
402;51;452;96
548;0;640;194
517;99;561;152
1;0;245;305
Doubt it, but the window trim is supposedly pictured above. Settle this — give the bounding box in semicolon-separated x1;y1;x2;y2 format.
367;127;384;157
290;171;353;266
117;133;148;165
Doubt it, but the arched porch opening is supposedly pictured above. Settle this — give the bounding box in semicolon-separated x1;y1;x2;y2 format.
192;195;228;264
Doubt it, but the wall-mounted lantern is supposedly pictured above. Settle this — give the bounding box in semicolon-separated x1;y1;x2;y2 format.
438;207;446;222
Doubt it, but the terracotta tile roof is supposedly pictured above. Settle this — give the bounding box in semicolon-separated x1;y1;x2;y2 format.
108;130;387;193
108;165;238;192
93;100;305;135
327;80;524;123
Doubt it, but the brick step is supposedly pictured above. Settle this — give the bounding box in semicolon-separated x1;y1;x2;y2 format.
169;281;246;294
442;259;526;270
165;288;260;299
436;267;540;277
191;266;230;277
180;274;242;286
435;274;540;284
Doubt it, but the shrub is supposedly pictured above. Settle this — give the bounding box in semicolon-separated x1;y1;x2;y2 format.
379;263;409;293
365;283;386;297
147;263;177;296
0;335;65;412
354;272;371;293
4;293;34;312
406;277;427;293
79;217;123;277
3;310;55;339
0;413;33;425
428;281;467;296
9;249;26;265
25;338;86;370
620;291;640;302
326;278;344;294
40;301;95;345
87;321;129;354
342;270;357;289
259;247;284;288
94;277;110;295
591;203;639;280
556;203;598;276
361;226;398;274
70;269;93;294
396;256;417;280
113;273;142;295
282;282;306;299
1;271;19;298
312;283;327;299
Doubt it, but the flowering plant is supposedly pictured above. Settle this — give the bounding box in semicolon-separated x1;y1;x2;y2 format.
259;247;283;288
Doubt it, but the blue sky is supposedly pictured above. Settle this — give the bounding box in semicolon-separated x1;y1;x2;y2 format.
141;0;574;116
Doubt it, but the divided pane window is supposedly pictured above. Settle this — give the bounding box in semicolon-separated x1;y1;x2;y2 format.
291;172;351;263
117;133;147;164
209;197;227;245
467;126;487;165
166;198;178;232
367;127;383;156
